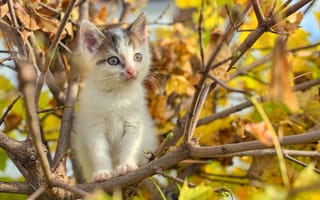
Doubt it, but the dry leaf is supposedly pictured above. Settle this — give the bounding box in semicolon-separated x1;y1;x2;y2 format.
33;9;59;33
269;36;299;112
245;122;273;146
4;113;22;133
272;12;304;34
15;4;39;30
0;4;8;18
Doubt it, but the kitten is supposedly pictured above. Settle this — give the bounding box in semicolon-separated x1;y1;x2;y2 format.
72;14;158;182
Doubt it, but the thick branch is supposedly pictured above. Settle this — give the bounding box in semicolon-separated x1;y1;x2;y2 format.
16;60;52;181
190;130;320;158
211;149;320;158
0;182;33;194
76;130;320;194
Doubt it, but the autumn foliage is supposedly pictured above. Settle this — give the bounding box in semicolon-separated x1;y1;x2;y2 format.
0;0;319;199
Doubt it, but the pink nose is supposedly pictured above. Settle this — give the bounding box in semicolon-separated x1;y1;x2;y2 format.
126;67;136;77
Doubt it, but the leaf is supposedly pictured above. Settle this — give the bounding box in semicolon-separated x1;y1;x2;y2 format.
293;164;320;188
0;148;8;171
84;189;112;200
245;122;274;146
175;0;201;9
179;182;214;200
0;4;8;18
269;36;299;112
3;113;23;133
33;9;59;33
250;186;287;200
15;4;39;30
272;12;304;34
165;75;189;95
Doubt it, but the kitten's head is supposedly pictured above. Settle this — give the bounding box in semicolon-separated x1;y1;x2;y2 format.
79;14;150;91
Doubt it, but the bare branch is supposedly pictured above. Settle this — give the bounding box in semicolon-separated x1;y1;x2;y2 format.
251;0;265;24
284;154;320;174
197;78;320;126
229;0;313;68
52;80;79;168
190;130;320;158
0;182;33;194
213;149;320;157
77;130;320;194
16;60;52;182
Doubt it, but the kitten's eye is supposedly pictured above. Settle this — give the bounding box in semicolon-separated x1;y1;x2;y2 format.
134;53;142;62
107;56;120;65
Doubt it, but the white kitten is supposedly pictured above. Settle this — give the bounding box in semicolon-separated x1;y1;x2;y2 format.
72;14;158;182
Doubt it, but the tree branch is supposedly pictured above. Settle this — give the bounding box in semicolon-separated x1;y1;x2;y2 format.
0;182;33;194
190;130;320;158
35;0;77;103
251;0;265;24
75;129;320;194
229;0;313;68
52;79;79;168
197;78;320;126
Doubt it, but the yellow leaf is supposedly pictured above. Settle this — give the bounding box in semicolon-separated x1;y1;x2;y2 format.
175;0;201;9
179;182;214;200
165;75;189;95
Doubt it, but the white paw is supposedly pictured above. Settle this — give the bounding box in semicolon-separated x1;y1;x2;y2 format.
92;170;114;182
115;163;138;176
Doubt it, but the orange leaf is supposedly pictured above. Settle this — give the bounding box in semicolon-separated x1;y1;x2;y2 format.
245;122;273;146
4;113;22;133
269;36;299;112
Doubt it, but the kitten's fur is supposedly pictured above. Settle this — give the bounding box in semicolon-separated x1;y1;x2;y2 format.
72;14;158;182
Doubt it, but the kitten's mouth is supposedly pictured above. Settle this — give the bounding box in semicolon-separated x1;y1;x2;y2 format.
122;74;137;82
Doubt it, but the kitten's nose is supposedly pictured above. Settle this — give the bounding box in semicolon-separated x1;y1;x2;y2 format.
126;67;136;78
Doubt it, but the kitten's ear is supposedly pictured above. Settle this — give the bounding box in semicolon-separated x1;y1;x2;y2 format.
79;21;104;53
128;13;148;39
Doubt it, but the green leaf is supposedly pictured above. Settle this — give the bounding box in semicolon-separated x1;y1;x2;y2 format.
0;148;8;171
179;182;214;200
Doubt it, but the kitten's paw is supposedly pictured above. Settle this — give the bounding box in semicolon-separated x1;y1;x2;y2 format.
92;170;114;182
115;163;138;176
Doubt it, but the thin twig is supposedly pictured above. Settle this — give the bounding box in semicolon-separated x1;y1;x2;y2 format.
229;0;313;68
26;186;46;200
7;0;19;29
0;95;21;126
207;74;246;94
50;179;89;197
197;78;320;127
150;1;171;24
155;168;195;187
284;154;320;174
52;80;79;168
198;0;205;70
38;105;72;114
